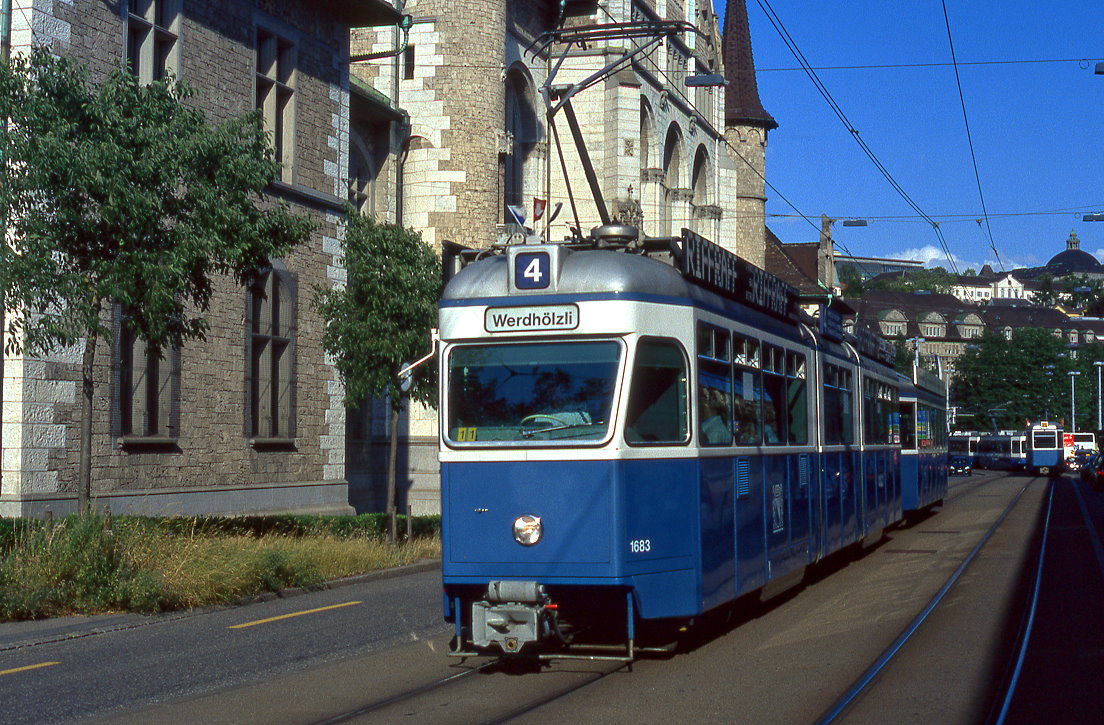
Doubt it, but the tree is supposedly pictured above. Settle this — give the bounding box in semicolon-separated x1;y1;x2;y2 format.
315;213;441;541
1031;274;1061;308
0;48;314;512
952;328;1082;431
866;267;955;295
838;265;866;298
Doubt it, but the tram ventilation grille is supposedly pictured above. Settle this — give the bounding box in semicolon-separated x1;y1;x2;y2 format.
799;454;810;488
736;458;750;499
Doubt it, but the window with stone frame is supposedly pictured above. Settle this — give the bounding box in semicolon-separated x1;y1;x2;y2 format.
126;0;181;83
246;264;297;441
503;66;540;226
114;311;180;441
256;26;297;182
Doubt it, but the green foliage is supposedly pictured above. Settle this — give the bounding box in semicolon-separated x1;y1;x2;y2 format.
0;47;314;356
0;513;442;620
0;513;442;551
0;515;162;618
1032;274;1104;312
867;267;956;294
952;328;1104;431
838;266;866;298
893;338;915;374
315;212;441;411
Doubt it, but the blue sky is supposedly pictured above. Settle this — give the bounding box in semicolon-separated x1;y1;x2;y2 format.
714;0;1104;273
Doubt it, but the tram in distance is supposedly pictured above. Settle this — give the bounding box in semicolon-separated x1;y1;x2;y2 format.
437;226;949;661
975;421;1064;475
949;431;981;467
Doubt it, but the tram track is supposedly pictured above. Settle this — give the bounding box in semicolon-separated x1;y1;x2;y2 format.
990;474;1104;723
813;474;1042;724
307;656;625;725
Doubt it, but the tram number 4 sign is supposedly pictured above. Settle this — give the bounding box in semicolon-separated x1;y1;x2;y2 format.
514;251;551;290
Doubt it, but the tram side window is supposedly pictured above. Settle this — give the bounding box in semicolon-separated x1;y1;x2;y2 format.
697;324;733;446
786;351;808;445
762;345;785;444
822;363;854;445
625;339;689;444
732;336;762;445
863;377;894;445
900;401;917;449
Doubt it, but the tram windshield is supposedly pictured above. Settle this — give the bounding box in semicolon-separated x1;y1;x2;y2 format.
447;341;620;444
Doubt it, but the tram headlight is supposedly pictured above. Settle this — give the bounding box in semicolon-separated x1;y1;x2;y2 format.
512;514;543;546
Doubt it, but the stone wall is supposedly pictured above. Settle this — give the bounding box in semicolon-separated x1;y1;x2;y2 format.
1;0;353;517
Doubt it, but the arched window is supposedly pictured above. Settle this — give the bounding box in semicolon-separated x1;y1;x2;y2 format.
504;66;540;225
639;98;653;172
691;146;709;204
349;132;379;216
690;145;710;235
662;124;683;235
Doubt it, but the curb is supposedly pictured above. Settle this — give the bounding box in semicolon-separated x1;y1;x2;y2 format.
232;559;441;604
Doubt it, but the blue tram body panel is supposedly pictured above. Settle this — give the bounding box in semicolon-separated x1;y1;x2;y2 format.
900;454;921;510
442;458;701;619
698;457;736;610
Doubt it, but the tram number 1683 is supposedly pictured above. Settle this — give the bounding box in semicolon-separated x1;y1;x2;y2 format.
629;539;652;554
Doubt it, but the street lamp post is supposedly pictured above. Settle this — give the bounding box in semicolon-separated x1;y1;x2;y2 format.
1070;370;1081;433
1096;361;1104;432
907;336;925;368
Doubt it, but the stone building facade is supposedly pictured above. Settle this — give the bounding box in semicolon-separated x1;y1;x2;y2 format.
347;0;777;514
0;0;402;517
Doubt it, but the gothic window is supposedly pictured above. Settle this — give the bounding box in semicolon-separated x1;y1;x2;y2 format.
503;66;540;226
256;26;297;182
662;124;683;235
115;312;180;441
126;0;180;83
246;264;297;441
691;145;710;233
349;132;379;216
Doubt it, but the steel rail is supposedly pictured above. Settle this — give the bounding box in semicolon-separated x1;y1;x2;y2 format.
309;661;496;725
813;476;1038;724
993;480;1055;724
479;662;626;725
1071;478;1104;582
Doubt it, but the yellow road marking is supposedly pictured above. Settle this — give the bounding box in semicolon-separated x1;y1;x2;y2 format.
0;662;60;677
228;601;362;629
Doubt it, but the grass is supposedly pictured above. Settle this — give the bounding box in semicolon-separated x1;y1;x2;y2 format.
0;514;441;621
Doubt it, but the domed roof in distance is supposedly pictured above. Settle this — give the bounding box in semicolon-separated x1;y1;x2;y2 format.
1044;230;1101;274
1045;247;1101;273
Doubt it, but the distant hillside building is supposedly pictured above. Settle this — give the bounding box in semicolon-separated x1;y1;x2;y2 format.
835;252;924;280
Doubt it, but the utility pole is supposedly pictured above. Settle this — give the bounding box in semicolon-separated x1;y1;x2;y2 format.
1070;370;1081;433
1095;360;1103;432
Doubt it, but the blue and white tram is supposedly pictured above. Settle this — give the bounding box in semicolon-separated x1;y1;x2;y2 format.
898;367;949;513
1025;421;1064;475
976;432;1028;470
949;432;981;467
438;228;938;659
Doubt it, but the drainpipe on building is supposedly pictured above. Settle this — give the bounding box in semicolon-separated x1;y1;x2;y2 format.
0;0;12;494
393;1;407;228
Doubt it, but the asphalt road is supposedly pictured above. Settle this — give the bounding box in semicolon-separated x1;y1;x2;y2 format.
1;470;1101;724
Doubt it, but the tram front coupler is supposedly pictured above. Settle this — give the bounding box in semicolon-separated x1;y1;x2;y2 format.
470;581;559;654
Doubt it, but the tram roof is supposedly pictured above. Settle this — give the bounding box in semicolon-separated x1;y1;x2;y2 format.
442;247;693;303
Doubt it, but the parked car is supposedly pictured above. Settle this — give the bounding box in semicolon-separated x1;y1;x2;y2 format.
1078;452;1104;491
949;455;973;476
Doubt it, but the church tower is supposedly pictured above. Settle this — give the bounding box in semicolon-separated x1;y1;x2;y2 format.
722;0;776;267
